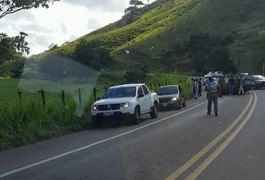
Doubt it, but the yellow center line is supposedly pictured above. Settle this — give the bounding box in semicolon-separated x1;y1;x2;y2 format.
165;92;255;180
185;92;257;180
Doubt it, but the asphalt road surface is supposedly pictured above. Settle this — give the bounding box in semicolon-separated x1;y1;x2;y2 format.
0;90;264;180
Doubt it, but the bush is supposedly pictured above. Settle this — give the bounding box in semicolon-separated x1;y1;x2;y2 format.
0;58;25;78
123;64;149;83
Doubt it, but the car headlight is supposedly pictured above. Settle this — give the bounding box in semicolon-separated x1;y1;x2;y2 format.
92;105;99;111
120;103;129;109
172;97;178;101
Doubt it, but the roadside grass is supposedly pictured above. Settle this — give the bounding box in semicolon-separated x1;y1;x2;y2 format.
0;78;18;103
0;72;190;151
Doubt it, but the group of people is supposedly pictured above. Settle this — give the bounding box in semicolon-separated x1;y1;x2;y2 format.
228;76;245;95
190;78;202;99
190;75;245;117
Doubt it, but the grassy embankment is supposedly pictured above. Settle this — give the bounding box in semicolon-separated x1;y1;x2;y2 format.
52;0;265;73
0;72;190;151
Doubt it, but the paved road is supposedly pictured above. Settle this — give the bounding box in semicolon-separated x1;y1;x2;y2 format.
0;90;264;180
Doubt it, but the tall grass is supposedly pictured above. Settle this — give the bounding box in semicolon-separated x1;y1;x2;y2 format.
0;92;89;151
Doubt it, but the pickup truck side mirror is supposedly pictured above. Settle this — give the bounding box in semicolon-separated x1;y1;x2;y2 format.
97;97;101;100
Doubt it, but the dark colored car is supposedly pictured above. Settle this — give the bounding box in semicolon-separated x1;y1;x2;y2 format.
224;74;256;94
157;85;186;110
251;75;265;89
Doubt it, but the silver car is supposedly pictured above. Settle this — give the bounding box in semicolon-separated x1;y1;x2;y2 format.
157;85;186;110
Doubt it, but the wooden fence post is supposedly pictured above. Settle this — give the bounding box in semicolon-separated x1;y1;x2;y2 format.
40;89;46;106
17;88;22;100
78;88;82;105
61;89;65;107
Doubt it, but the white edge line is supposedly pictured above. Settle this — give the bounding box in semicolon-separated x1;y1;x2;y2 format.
0;101;207;179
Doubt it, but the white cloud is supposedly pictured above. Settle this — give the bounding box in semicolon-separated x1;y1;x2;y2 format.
0;1;125;56
0;0;155;56
63;0;129;12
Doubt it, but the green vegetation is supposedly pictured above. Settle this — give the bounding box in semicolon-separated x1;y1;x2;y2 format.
0;79;89;151
0;72;190;151
180;33;237;74
50;0;265;74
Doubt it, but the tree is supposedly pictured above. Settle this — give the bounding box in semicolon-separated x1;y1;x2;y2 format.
48;43;58;50
73;40;113;70
182;33;236;74
0;0;59;19
0;32;29;63
129;0;144;7
0;57;25;78
124;6;138;15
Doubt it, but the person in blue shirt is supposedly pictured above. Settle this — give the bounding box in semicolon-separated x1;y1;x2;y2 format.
238;76;245;95
228;76;235;95
206;76;220;116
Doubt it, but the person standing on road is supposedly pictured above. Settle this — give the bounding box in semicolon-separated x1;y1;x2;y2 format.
198;78;202;97
206;76;220;116
228;76;235;95
218;77;225;97
238;76;245;95
190;78;194;98
193;78;199;99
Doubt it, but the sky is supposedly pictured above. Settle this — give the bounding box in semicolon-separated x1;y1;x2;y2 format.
0;0;153;56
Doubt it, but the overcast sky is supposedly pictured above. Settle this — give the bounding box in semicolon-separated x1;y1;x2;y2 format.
0;0;153;56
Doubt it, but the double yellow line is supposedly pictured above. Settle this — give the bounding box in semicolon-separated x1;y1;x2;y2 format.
166;91;257;180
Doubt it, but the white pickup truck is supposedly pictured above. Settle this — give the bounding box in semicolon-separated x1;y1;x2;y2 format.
91;83;159;126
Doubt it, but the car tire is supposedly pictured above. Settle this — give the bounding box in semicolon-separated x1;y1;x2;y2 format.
133;106;141;124
92;118;102;127
150;103;158;119
175;101;181;110
182;100;186;107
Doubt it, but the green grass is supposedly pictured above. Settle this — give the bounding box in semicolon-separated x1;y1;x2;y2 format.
47;0;265;73
0;72;190;151
0;78;19;103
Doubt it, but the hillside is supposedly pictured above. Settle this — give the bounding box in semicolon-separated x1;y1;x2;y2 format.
53;0;265;73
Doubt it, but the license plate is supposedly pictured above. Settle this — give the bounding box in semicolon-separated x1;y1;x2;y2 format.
161;103;168;107
103;112;114;116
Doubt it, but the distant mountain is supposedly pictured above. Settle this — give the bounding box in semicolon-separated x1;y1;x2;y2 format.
51;0;265;73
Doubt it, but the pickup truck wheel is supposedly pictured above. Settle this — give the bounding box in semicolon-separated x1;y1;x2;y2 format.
92;118;102;127
150;103;158;119
133;106;141;124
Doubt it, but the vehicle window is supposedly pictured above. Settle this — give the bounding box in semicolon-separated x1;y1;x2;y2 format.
137;87;144;97
102;87;136;99
142;85;149;95
157;87;178;95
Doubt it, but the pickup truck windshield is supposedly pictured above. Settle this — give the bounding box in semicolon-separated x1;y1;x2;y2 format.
157;87;178;95
102;87;136;99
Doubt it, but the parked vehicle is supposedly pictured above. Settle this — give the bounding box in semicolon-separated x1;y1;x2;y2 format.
224;74;255;94
203;75;218;90
215;71;224;77
250;75;265;89
203;75;218;85
207;71;216;77
91;83;159;126
156;85;186;110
